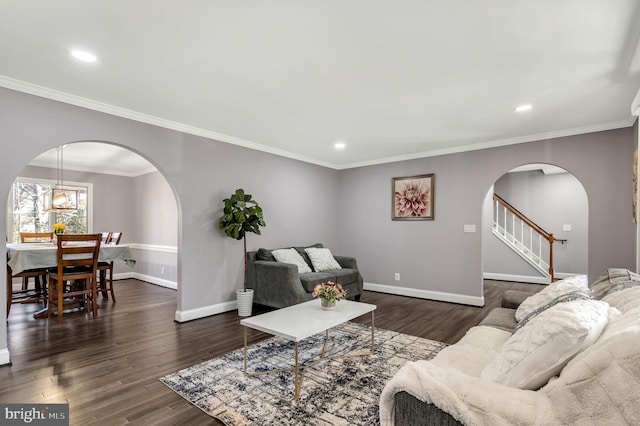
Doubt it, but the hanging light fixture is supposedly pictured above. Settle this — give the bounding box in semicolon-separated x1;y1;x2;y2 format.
43;145;78;212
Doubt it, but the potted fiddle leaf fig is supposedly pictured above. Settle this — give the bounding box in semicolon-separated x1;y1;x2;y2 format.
218;188;266;316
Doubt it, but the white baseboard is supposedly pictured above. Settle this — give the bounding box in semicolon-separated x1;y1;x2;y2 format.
114;273;235;322
483;272;585;284
483;272;551;285
0;348;10;365
175;300;238;322
364;282;484;307
114;272;177;290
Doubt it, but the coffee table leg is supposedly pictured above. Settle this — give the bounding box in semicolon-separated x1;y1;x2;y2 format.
371;311;375;354
243;327;248;375
294;342;300;401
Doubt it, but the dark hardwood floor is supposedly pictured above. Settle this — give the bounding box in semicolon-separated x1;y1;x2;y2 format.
0;279;543;425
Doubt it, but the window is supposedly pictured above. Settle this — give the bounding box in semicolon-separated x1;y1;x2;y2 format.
8;177;93;243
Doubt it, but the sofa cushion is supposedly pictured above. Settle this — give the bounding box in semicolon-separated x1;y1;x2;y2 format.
515;275;589;322
590;268;640;300
304;247;341;272
299;272;335;292
432;326;511;377
332;268;360;285
478;307;518;332
294;243;323;268
602;286;640;313
481;298;610;390
256;248;276;262
272;248;312;274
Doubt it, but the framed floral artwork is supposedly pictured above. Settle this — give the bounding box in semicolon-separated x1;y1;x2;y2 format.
392;174;435;220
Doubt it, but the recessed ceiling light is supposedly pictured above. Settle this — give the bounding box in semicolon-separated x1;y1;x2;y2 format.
515;104;533;112
70;49;97;63
334;142;346;149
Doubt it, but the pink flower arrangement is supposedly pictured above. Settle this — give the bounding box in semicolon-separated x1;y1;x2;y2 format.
312;281;346;303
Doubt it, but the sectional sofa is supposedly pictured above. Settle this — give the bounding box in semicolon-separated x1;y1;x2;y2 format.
380;269;640;425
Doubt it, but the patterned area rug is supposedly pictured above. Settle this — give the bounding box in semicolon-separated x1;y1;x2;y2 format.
161;322;446;425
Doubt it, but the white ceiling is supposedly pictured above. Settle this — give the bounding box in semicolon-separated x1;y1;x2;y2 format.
2;1;640;172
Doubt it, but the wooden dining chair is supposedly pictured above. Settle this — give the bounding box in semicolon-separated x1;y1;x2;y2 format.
6;254;48;316
47;234;101;324
20;232;54;243
100;232;112;245
97;232;122;302
18;232;54;291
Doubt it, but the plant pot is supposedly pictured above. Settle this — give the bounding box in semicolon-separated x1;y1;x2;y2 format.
237;289;254;317
320;299;336;311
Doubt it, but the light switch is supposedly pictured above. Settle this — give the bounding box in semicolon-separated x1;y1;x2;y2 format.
563;224;571;232
463;224;476;233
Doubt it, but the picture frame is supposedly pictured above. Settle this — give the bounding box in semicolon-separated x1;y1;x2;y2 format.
392;174;435;220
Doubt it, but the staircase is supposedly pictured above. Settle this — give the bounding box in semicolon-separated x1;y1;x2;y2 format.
492;194;565;283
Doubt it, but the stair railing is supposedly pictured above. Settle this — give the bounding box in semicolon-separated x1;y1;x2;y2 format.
493;194;566;281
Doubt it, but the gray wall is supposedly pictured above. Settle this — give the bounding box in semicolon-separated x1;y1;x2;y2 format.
0;87;339;356
483;169;588;278
337;126;636;301
17;165;137;243
0;86;637;361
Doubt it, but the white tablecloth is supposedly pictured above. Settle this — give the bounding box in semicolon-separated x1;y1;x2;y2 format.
7;243;136;275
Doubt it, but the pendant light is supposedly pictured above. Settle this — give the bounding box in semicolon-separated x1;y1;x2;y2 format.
43;145;78;212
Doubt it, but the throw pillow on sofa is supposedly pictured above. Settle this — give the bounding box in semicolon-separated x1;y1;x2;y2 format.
271;248;312;274
481;298;610;390
515;275;588;322
304;247;342;272
590;268;640;300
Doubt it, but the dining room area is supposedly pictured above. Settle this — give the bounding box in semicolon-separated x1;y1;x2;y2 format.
5;142;179;327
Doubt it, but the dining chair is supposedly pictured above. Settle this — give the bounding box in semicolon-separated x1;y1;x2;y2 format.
97;232;123;302
18;232;54;291
100;232;112;245
6;254;48;316
47;233;101;324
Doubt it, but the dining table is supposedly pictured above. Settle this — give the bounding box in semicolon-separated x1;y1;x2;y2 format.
6;242;137;318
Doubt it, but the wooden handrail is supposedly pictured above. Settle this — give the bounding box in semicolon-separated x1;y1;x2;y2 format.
493;194;553;242
493;193;566;280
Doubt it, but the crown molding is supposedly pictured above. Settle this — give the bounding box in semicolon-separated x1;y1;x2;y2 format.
337;118;636;170
633;87;640;116
1;75;636;172
0;75;338;170
27;159;158;177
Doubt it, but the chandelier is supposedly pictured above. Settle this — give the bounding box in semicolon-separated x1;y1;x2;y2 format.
43;145;78;212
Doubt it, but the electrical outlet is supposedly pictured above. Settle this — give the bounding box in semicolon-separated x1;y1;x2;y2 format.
394;273;400;281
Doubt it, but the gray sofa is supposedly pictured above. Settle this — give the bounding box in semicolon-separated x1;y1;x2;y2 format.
383;270;640;425
392;289;536;426
246;243;364;308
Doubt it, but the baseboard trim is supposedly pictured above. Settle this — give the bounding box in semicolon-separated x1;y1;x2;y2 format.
114;274;235;321
483;272;584;284
483;272;551;284
114;272;177;290
363;282;484;307
0;348;10;365
175;300;238;323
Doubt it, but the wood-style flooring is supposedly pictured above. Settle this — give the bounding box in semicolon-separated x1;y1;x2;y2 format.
0;279;543;425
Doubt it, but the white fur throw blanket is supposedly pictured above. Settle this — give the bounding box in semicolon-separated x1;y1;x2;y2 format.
380;305;640;425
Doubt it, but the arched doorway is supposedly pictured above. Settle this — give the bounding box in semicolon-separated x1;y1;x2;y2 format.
482;163;588;285
6;141;179;322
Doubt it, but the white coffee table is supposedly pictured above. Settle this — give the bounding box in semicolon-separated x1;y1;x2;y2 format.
240;299;377;400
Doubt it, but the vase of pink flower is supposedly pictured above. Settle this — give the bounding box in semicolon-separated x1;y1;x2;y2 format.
312;281;346;311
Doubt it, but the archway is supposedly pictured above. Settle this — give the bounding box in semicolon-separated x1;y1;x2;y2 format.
6;140;180;325
482;163;588;285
